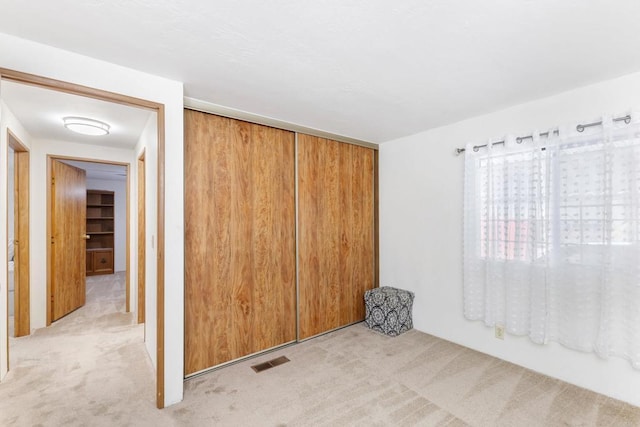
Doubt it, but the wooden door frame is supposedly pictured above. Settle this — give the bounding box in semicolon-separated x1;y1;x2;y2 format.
6;129;30;363
46;156;130;323
0;68;166;408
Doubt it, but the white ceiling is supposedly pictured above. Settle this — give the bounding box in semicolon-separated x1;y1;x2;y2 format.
2;1;640;143
62;160;127;182
1;80;153;149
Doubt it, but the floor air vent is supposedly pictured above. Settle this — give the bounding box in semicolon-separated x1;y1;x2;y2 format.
251;356;290;373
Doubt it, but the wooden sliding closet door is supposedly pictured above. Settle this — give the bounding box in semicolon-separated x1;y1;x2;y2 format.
298;134;375;340
184;110;296;375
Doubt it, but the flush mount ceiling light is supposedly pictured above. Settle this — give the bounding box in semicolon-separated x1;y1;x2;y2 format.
63;116;110;136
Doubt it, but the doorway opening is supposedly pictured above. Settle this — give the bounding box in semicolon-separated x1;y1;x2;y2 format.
48;158;130;323
0;70;165;407
7;130;29;341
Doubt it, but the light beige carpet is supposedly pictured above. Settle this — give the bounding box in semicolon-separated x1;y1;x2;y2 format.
0;273;167;426
1;274;639;426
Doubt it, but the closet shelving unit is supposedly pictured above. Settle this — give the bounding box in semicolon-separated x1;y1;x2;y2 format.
86;190;115;276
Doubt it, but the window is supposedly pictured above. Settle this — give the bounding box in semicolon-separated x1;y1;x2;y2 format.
463;118;640;367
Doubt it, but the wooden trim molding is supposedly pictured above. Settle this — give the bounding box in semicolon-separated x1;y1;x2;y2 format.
0;68;160;111
156;106;166;409
12;145;30;337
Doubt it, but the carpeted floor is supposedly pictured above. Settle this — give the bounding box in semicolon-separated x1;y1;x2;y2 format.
0;272;167;426
1;273;639;426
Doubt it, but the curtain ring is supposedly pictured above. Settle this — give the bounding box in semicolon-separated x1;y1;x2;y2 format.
576;124;585;132
473;145;480;152
516;137;523;144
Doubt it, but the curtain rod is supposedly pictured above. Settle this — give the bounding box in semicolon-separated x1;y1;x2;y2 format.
455;114;631;155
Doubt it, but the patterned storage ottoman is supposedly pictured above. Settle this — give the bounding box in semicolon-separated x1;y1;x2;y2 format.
364;286;414;336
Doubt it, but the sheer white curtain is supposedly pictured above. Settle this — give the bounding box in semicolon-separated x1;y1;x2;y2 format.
463;114;640;367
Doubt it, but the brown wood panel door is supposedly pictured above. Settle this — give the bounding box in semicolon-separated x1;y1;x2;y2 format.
184;110;296;375
51;160;87;321
298;134;375;340
13;151;30;337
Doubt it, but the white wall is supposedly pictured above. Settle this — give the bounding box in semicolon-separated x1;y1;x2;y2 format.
7;146;14;318
86;178;127;272
135;114;158;368
0;99;32;380
8;147;13;250
0;33;184;406
379;70;640;407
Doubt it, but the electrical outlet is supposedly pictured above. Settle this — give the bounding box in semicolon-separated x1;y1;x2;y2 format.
495;325;505;340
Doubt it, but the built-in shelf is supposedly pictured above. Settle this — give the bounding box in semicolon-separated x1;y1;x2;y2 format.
86;189;115;276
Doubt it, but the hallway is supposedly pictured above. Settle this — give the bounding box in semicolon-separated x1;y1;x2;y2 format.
0;273;164;426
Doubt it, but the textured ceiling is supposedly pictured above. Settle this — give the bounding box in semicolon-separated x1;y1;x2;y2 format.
2;1;640;143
